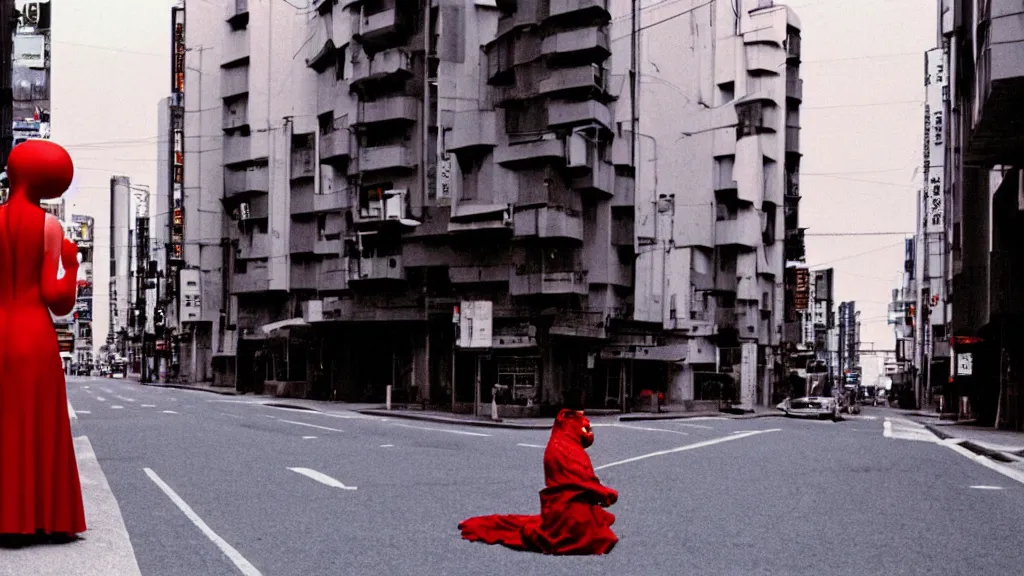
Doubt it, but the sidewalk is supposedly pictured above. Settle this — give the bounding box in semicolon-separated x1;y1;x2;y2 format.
0;437;141;576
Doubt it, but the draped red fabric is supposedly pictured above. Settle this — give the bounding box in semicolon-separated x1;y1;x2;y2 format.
0;140;86;537
458;409;619;555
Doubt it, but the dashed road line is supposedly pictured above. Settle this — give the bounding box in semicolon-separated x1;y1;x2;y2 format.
144;468;262;576
111;405;124;410
278;419;344;433
77;410;91;414
607;423;689;435
970;485;1005;490
380;444;394;448
162;410;179;415
115;395;137;403
389;422;491;437
288;467;357;491
517;443;545;448
302;436;317;440
95;396;106;402
676;423;715;430
141;404;156;408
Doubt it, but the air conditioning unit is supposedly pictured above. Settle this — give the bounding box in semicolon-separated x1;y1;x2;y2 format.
383;189;407;220
239;201;251;220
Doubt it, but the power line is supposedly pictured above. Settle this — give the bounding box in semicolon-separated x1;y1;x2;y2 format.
807;241;905;268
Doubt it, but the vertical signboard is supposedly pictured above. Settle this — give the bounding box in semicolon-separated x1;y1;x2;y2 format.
169;7;186;265
923;47;947;234
458;301;493;349
793;267;810;310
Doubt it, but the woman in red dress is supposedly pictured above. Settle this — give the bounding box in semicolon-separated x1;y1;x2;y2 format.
0;140;87;539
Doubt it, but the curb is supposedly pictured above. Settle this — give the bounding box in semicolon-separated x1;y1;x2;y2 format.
923;423;1022;463
358;409;552;429
138;382;239;396
619;411;785;422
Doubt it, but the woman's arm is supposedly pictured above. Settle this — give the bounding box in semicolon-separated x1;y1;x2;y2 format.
40;214;79;316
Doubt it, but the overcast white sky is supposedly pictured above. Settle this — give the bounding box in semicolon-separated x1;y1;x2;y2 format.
50;0;937;354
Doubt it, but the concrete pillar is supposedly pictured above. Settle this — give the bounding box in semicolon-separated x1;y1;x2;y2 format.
668;363;694;404
738;342;758;411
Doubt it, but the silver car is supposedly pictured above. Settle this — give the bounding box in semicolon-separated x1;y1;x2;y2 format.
777;396;841;421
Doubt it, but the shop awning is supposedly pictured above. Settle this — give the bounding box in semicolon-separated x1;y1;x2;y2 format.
260;317;309;335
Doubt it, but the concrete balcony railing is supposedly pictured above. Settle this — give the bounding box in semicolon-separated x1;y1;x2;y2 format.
291;148;316;180
221;66;249;99
349;47;413;89
224;132;268;166
319;129;351;162
547;0;609;23
510;270;588;296
448;110;497;152
224;165;269;197
571;160;615;196
541;26;610;64
349;254;405;282
494;137;564;167
307;18;335;71
237;233;270;260
221;27;250;67
290;262;319;291
353;7;406;49
313;238;342;257
538;64;605;98
548;310;608;339
231;265;270;294
715;213;762;249
786;73;803;102
318;258;349;292
240;194;269;220
353;96;418;128
226;0;248;25
313;190;348;213
355;144;416;173
786;126;800;156
514;205;584;241
548;99;612;130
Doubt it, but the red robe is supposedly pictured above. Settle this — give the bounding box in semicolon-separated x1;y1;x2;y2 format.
0;140;87;536
459;409;619;555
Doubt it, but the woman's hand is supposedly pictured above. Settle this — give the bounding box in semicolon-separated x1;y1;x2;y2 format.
61;238;79;271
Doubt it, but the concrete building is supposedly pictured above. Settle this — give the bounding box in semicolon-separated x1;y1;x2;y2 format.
70;214;95;369
172;0;802;414
930;0;1024;429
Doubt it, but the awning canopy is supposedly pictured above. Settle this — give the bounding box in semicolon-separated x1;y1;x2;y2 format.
260;317;309;335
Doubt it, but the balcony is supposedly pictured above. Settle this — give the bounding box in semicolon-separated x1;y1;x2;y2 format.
571;160;615;196
291;147;316;180
353;7;407;50
221;66;249;99
290;222;317;253
494;136;564;167
548;99;611;130
314;238;342;256
226;0;248;28
221;28;250;67
223;132;254;166
495;2;546;39
314;190;348;213
786;71;803;103
349;254;405;282
238;194;269;220
510;269;588;296
447;203;514;234
355;144;416;173
786;126;800;156
448;265;510;284
538;64;606;99
448;110;497;153
785;228;806;262
349;47;413;91
549;310;608;339
965;5;1024;165
225;165;269;197
715;212;761;249
319;128;351;162
232;265;270;294
353;96;418;128
306;18;335;72
547;0;610;24
237;233;270;260
541;26;610;66
353;188;419;228
514;205;584;242
291;183;315;216
222;97;249;131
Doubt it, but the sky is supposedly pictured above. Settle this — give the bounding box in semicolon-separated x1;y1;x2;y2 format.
49;0;176;351
48;0;938;356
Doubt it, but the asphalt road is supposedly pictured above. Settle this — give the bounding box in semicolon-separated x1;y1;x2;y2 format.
61;376;1024;576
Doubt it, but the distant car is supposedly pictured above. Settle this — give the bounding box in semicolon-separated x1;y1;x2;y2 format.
777;396;841;421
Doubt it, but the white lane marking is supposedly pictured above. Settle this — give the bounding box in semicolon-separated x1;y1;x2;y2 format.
101;388;113;394
77;410;91;414
883;417;935;442
943;442;1024;486
111;405;125;410
144;468;262;576
278;419;344;433
288;467;357;490
82;386;90;389
380;444;394;448
595;429;781;471
389;422;491;437
115;395;137;403
95;396;106;402
676;423;714;430
208;399;260;405
68;401;78;422
302;436;317;440
162;410;179;415
608;423;689;435
517;443;545;448
970;485;1005;490
142;404;156;408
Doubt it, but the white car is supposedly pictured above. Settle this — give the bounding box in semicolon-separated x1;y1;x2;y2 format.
777;396;841;421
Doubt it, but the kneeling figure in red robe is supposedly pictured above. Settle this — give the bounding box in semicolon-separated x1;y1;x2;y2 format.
458;409;618;555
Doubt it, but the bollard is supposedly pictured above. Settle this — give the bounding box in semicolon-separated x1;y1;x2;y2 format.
650;393;658;414
491;397;498;421
386;385;392;411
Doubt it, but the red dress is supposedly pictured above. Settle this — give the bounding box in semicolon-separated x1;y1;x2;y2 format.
459;409;619;555
0;140;86;536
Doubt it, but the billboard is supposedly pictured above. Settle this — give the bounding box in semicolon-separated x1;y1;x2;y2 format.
793;267;810;310
923;47;947;234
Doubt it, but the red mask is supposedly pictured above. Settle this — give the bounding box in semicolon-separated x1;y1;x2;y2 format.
554;409;595;449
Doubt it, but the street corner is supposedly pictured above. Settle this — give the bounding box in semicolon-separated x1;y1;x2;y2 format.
0;437;141;576
357;408;553;430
